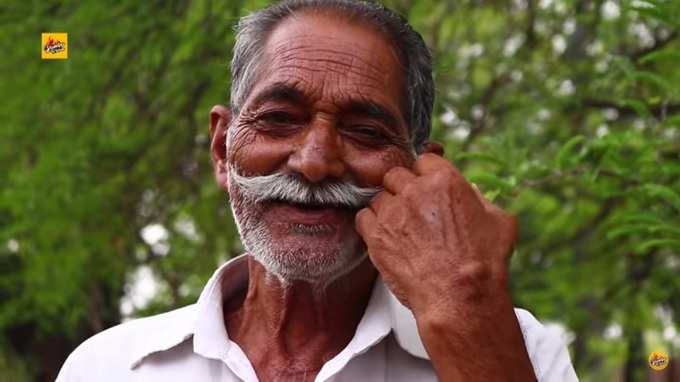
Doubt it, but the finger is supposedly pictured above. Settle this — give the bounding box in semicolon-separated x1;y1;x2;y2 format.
448;176;486;215
415;156;482;211
500;215;519;262
383;166;416;194
459;181;487;214
368;191;395;214
413;153;459;176
414;154;486;216
354;208;377;239
470;182;490;208
470;182;508;215
507;214;518;244
470;182;481;195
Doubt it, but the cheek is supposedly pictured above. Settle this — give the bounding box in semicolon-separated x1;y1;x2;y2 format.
228;128;293;175
345;147;414;187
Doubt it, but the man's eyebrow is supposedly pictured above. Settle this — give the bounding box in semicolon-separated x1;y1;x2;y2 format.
344;100;401;130
249;83;306;107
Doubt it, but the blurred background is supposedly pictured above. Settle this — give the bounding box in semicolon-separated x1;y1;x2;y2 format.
1;0;679;380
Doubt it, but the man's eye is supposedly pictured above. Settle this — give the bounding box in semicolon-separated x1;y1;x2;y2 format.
348;126;387;141
260;111;296;125
339;124;395;148
254;111;304;136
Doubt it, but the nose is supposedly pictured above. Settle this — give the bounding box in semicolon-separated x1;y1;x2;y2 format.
287;119;347;183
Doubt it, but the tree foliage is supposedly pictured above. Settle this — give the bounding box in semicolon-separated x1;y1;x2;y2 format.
1;0;678;381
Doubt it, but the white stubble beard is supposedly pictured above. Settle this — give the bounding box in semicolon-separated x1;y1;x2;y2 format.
227;170;371;288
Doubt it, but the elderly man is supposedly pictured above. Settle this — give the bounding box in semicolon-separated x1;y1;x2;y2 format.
58;0;578;381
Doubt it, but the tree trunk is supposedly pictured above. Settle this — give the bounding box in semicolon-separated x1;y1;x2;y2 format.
623;326;645;382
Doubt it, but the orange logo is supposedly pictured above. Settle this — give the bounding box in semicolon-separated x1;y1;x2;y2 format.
649;350;669;371
42;33;68;59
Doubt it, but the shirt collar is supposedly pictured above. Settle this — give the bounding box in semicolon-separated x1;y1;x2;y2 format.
129;254;429;369
192;255;249;361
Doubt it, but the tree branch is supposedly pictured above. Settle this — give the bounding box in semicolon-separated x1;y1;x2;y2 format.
461;73;510;152
525;0;537;50
583;98;680;119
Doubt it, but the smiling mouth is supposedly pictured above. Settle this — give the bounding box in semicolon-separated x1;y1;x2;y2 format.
269;198;350;209
268;200;352;225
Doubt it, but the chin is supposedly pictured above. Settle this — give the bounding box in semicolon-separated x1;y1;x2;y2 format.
245;226;366;286
227;182;368;285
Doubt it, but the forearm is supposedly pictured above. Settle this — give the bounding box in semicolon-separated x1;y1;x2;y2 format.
414;298;537;382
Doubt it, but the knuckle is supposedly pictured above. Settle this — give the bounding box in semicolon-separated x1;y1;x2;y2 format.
420;152;444;164
368;195;380;211
450;174;469;190
401;182;419;198
433;169;461;189
458;261;491;283
434;167;456;180
418;169;446;188
355;208;369;222
369;191;389;211
384;166;407;182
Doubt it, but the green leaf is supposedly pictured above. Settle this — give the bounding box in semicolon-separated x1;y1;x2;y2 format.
640;184;680;210
621;99;651;118
483;189;501;202
556;135;586;169
467;172;514;192
454;151;502;165
607;223;680;239
662;114;680;127
636;238;680;252
632;71;671;93
614;212;665;225
639;50;680;65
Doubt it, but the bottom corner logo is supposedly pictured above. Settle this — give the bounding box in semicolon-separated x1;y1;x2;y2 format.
648;350;669;371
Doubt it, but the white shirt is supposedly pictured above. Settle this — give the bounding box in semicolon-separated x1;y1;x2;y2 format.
57;255;579;381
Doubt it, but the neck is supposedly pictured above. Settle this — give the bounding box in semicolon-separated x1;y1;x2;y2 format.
224;256;377;380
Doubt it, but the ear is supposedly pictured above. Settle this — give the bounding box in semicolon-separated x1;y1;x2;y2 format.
209;105;232;191
421;140;444;156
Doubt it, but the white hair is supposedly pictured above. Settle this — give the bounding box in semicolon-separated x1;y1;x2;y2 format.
230;0;434;152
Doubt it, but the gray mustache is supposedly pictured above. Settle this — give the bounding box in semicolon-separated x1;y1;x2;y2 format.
229;165;381;208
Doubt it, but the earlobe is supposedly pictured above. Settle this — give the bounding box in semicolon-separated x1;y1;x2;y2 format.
421;141;445;156
216;159;230;191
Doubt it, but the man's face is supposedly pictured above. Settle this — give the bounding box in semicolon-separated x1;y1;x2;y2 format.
226;12;414;283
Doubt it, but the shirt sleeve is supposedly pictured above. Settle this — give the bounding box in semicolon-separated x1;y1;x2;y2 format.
55;347;82;382
514;308;580;382
54;329;109;382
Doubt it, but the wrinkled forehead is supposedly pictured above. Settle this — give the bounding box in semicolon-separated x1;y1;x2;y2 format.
253;12;406;109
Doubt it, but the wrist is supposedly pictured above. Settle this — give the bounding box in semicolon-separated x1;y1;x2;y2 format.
414;304;537;382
